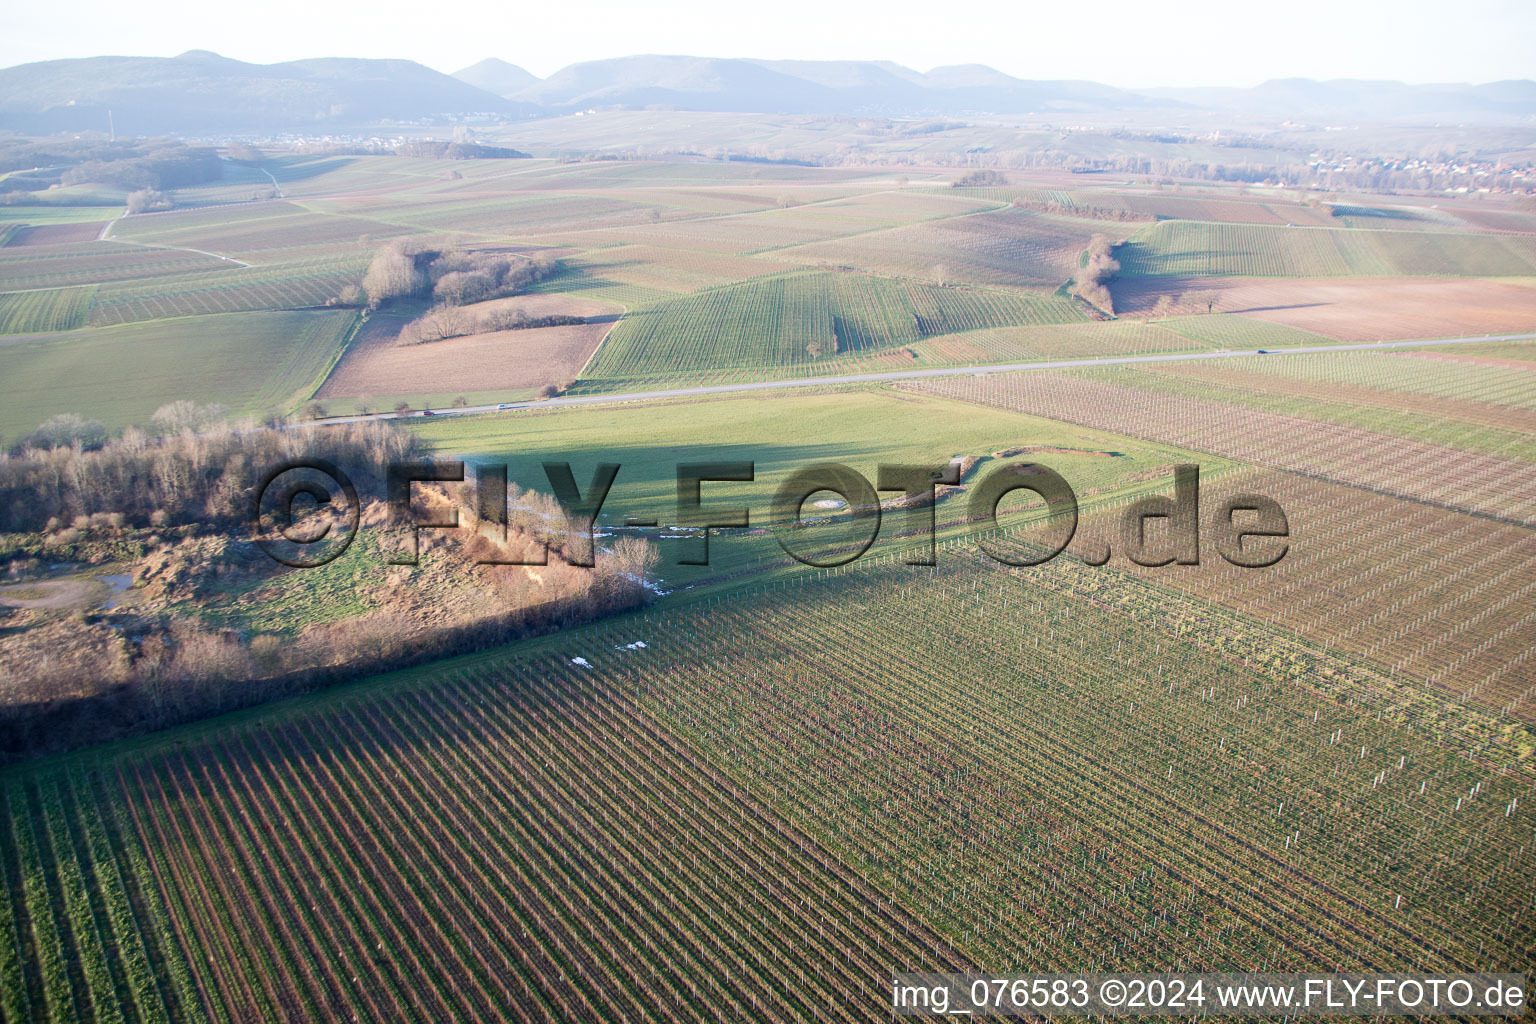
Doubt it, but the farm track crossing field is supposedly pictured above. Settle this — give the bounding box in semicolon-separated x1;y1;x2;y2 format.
580;271;1083;385
0;286;95;334
0;242;235;291
113;203;419;256
0;664;962;1023
0;310;357;439
86;256;369;326
1118;221;1536;278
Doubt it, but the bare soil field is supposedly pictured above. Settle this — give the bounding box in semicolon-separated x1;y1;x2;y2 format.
4;221;108;246
318;293;622;398
1111;276;1536;341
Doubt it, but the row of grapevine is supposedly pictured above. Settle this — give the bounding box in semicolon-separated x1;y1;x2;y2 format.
0;242;233;291
1223;348;1536;410
584;271;1081;382
86;255;369;326
0;286;95;334
910;370;1536;528
0;663;962;1022
1094;360;1536;461
1118;221;1536;277
563;551;1535;975
906;371;1536;709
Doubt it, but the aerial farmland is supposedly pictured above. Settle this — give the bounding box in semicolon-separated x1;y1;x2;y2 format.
0;29;1533;1024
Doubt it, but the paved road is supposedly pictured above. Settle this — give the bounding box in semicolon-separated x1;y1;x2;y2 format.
315;331;1536;426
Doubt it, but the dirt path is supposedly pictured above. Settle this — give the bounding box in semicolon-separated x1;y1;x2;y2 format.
0;579;98;609
313;329;1536;426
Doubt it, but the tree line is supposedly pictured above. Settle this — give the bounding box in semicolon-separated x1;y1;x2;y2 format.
349;243;561;310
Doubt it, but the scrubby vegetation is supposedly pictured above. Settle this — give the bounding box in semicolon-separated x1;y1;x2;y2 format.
951;169;1008;187
395;140;532;159
0;407;659;758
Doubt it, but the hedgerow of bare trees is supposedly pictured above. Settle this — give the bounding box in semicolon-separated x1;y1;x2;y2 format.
397;304;584;346
355;243;561;312
1072;233;1121;314
0;406;424;532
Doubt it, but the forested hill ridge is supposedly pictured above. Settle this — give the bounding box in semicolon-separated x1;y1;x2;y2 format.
1;49;1532;136
0;51;514;135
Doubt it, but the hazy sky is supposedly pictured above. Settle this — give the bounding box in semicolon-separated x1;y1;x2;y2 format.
6;0;1533;87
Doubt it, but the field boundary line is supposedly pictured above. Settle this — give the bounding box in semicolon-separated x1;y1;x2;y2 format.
97;233;253;269
315;330;1536;426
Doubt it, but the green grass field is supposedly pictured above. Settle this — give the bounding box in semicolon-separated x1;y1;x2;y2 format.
412;386;1229;595
0;310;357;439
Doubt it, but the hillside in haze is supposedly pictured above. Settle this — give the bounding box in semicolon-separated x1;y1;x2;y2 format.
476;54;1148;115
0;50;509;135
0;49;1531;135
452;58;538;97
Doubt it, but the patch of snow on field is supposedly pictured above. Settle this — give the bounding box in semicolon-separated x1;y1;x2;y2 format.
570;656;591;668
